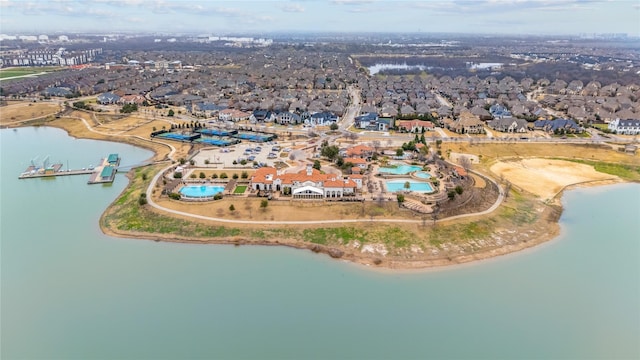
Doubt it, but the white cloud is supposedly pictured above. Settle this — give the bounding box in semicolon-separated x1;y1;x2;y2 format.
281;3;305;12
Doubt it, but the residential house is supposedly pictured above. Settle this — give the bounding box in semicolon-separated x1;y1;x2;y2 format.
190;102;226;117
344;157;368;170
608;118;640;135
218;109;251;122
342;144;374;159
251;109;275;123
534;119;583;134
354;112;378;129
309;111;338;126
487;118;529;133
446;111;485;134
96;92;121;104
119;94;146;105
395;119;435;133
489;104;512;119
276;111;301;125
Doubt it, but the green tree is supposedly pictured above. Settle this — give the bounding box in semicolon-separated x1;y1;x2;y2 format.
396;148;404;157
241;171;249;179
229;204;235;212
321;145;340;161
313;160;321;170
329;122;339;131
396;193;405;203
220;172;228;179
168;109;175;117
232;173;239;179
455;185;464;195
199;172;206;179
260;199;269;210
404;181;411;190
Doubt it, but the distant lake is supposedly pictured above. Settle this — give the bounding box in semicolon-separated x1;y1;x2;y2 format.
2;127;639;359
368;63;428;75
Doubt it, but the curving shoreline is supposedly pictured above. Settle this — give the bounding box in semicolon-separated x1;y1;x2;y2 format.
12;119;633;271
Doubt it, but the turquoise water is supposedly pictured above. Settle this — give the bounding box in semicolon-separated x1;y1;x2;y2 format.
378;164;422;175
414;171;432;179
180;185;225;197
386;179;434;192
2;127;639;359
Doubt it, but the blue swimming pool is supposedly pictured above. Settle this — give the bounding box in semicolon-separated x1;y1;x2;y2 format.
385;179;434;193
180;185;225;198
414;171;432;179
378;164;422;175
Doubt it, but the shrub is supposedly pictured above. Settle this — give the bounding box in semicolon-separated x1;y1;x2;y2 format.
229;204;235;212
173;172;182;179
455;185;464;195
448;190;456;200
232;173;239;179
211;173;218;179
396;194;405;203
241;171;249;179
220;172;228;179
199;172;206;179
168;192;181;200
204;159;210;165
213;193;223;200
260;199;269;209
190;173;197;179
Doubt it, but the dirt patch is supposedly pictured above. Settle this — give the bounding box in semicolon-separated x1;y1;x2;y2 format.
490;158;618;200
0;102;60;125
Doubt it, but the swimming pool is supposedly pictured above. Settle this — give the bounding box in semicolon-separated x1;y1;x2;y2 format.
378;164;422;175
414;171;432;179
385;179;434;193
180;185;225;198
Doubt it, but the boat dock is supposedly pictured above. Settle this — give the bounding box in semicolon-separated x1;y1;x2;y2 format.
18;153;121;184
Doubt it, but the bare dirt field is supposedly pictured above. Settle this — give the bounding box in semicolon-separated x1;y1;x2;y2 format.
0;102;60;125
490;158;618;200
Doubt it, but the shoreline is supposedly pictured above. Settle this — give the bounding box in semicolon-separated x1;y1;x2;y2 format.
8;122;634;271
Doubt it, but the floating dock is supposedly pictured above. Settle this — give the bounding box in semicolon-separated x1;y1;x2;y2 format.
18;153;121;185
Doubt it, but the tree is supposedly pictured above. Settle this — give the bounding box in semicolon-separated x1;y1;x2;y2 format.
404;181;411;190
321;145;340;161
232;173;239;179
199;172;206;179
448;190;456;200
396;148;404;157
260;199;269;210
168;109;175;117
241;171;249;179
371;140;381;154
458;156;472;171
313;160;321;170
229;204;235;212
455;185;464;194
220;172;228;179
396;193;405;203
329;122;339;131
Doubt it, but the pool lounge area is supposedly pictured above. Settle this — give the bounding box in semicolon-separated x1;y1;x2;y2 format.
385;179;434;193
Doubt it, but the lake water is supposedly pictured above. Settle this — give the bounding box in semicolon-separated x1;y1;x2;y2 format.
2;127;639;359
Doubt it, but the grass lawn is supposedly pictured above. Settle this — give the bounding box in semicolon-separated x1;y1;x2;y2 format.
0;67;62;79
233;185;247;194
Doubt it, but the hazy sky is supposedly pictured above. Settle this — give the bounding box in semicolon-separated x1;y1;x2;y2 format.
1;0;639;36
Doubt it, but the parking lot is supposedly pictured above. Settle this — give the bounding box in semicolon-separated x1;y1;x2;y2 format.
191;141;288;169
